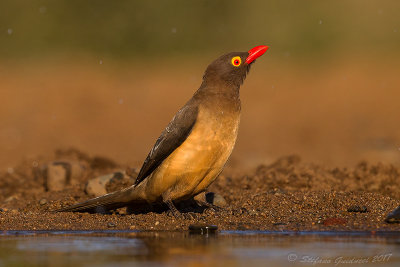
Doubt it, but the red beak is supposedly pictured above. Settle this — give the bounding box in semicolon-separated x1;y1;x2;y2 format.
245;45;269;64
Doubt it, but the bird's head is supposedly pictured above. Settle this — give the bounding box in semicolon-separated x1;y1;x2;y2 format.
203;45;269;88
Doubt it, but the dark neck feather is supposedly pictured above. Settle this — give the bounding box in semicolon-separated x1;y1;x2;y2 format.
196;78;240;100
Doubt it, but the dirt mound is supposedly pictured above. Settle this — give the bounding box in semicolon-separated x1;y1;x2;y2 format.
247;155;398;197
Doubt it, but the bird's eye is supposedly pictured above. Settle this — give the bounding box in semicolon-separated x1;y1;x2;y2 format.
231;56;241;67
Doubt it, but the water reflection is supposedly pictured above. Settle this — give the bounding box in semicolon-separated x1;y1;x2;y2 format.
0;231;400;267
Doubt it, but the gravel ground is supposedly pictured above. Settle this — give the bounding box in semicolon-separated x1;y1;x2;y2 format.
1;149;399;231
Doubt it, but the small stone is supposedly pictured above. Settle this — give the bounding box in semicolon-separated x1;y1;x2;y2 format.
273;222;287;226
69;161;86;186
110;171;125;182
4;195;18;202
42;161;86;191
46;164;67;191
117;208;127;215
39;198;48;205
347;205;368;213
188;224;218;234
107;222;116;228
129;225;136;230
248;209;258;216
86;171;125;197
385;206;400;223
205;192;227;207
86;173;114;197
155;221;160;226
94;206;108;214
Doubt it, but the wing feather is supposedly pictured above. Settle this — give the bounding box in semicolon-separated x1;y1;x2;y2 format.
134;103;198;186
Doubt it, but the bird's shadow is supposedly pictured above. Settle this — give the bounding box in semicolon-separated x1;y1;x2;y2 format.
126;199;207;215
86;192;222;216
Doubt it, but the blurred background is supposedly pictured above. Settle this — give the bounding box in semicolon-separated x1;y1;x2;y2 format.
1;0;400;171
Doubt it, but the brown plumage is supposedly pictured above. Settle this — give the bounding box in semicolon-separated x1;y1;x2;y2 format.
57;46;268;216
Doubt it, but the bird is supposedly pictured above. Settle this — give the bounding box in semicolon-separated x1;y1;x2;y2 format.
57;45;269;216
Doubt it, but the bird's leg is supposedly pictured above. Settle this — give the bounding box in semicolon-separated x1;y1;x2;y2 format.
164;198;195;219
195;199;224;211
193;192;224;211
197;200;223;211
165;199;181;217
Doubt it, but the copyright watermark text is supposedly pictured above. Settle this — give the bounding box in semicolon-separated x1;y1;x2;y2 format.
287;253;392;265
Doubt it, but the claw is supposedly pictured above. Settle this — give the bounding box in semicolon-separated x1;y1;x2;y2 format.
195;199;224;211
166;209;195;219
165;199;193;219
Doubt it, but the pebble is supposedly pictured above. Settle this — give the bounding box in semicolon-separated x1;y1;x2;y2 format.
188;224;218;235
4;195;18;202
110;171;125;182
39;198;48;205
248;209;258;216
117;208;127;215
46;164;67;191
107;222;116;228
69;161;86;186
347;205;368;213
205;192;227;207
86;171;125;197
43;161;86;191
385;206;400;223
155;221;160;226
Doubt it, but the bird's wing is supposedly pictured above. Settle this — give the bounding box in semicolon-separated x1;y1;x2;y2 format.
134;103;199;186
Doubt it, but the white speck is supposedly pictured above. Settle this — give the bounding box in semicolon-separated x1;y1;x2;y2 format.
7;28;13;35
39;6;47;14
118;98;123;104
99;60;103;65
32;161;39;168
319;20;323;25
7;167;14;174
171;27;177;34
155;221;159;226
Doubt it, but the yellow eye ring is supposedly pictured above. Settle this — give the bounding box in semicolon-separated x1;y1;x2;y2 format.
231;56;241;67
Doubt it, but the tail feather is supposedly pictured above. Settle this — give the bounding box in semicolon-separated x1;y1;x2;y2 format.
56;188;137;213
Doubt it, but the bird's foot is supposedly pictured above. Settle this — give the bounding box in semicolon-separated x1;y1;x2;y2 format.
164;199;195;219
195;199;224;212
166;209;196;220
193;192;226;212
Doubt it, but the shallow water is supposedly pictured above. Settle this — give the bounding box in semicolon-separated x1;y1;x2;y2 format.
0;230;399;267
